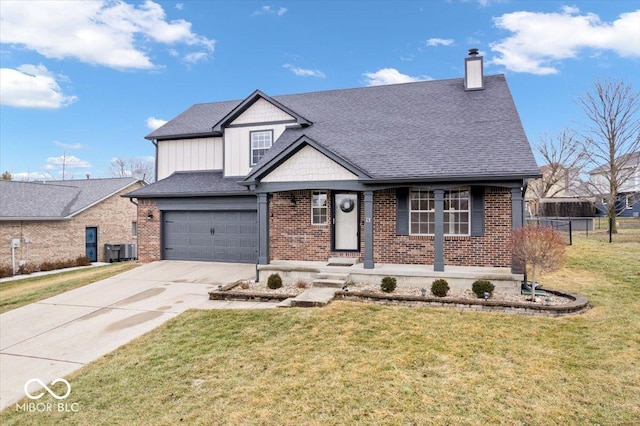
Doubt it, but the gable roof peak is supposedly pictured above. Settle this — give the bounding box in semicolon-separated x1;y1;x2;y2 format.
211;89;312;133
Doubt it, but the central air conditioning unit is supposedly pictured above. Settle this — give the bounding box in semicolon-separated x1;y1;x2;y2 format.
119;243;137;261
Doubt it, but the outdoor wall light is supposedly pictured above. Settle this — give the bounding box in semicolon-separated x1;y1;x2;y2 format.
289;194;297;207
147;210;154;220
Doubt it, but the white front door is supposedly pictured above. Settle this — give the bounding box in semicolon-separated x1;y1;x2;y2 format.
334;193;359;251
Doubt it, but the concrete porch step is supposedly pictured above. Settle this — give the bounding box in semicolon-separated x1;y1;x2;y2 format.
289;287;337;308
327;257;360;266
317;272;350;280
276;297;294;308
312;278;346;288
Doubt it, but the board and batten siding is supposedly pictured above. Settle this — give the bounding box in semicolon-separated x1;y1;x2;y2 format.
262;145;358;182
157;137;223;180
224;98;295;177
230;98;294;125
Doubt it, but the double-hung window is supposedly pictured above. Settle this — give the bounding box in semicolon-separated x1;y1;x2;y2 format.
410;188;470;236
250;130;273;166
312;191;328;225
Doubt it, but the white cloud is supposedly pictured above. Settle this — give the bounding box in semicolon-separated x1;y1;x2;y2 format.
283;64;326;78
176;3;184;10
0;64;77;109
54;141;84;150
46;155;92;169
490;8;640;75
183;51;208;64
363;68;432;86
252;6;287;17
0;0;215;70
426;38;454;47
147;117;168;130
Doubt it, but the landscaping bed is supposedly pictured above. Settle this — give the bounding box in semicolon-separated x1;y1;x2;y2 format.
209;279;589;316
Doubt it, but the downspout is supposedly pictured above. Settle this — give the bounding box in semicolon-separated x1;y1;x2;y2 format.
152;139;158;182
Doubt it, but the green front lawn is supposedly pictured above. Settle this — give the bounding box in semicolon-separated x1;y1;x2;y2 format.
2;234;639;425
0;262;139;314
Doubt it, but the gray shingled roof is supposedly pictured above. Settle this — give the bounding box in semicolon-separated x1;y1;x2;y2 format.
146;74;539;183
124;171;252;198
0;178;139;220
147;100;241;140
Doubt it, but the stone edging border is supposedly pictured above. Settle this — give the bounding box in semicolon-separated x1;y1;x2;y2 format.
209;284;589;317
333;288;589;317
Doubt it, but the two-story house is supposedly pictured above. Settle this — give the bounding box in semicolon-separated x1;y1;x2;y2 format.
589;151;640;218
125;51;541;281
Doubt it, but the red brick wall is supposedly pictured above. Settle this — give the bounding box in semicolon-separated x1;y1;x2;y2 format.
373;188;512;267
137;199;161;262
269;190;365;262
270;187;513;267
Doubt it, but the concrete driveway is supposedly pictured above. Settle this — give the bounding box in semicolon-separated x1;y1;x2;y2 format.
0;261;276;411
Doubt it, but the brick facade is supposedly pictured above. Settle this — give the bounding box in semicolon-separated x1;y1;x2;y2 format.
0;184;143;269
136;199;161;263
269;187;513;267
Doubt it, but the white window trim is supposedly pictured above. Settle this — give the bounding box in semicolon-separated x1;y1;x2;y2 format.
409;188;471;236
311;191;328;225
250;130;273;166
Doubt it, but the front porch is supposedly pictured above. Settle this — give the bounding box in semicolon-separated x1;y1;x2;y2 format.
258;260;523;295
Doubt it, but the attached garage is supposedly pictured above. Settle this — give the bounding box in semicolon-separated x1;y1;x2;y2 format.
163;210;257;263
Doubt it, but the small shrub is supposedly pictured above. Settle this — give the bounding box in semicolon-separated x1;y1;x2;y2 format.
431;279;450;297
380;276;397;293
75;255;91;266
295;280;308;289
0;265;13;278
18;263;39;275
39;261;55;272
472;280;495;298
267;273;283;290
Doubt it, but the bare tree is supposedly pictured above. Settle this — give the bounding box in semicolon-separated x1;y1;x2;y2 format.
511;226;566;302
577;78;640;235
527;129;586;214
109;157;155;182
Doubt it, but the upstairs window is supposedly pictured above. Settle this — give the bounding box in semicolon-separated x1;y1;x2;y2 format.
250;130;273;166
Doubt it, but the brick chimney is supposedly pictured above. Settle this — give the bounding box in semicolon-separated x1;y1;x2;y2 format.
464;48;484;91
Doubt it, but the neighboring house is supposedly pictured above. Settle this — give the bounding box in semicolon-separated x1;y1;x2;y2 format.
525;164;593;217
125;51;540;277
0;178;144;271
589;151;640;218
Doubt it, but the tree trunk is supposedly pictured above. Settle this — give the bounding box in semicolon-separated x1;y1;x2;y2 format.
530;266;537;302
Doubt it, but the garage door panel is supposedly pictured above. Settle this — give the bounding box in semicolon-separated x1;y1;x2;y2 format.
164;211;257;263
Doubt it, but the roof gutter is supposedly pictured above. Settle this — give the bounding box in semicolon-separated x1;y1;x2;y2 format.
145;131;222;141
122;191;255;199
0;217;69;222
358;172;542;185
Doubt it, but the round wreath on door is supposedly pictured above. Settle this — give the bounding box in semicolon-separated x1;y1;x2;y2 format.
339;198;355;213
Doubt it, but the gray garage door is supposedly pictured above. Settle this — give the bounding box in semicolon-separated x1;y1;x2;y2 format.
163;211;257;263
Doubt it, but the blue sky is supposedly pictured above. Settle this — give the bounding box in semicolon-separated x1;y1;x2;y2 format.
1;0;639;180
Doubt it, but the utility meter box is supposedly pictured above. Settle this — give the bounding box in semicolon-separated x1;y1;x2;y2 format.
11;238;20;248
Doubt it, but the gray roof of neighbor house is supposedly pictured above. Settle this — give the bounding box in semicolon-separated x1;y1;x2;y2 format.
146;74;539;184
125;171;251;198
0;178;140;220
589;151;640;174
